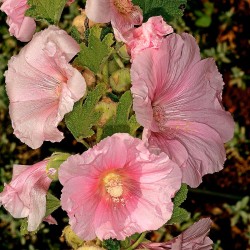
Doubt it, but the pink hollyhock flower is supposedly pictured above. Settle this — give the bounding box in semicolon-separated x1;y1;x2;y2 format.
131;33;234;188
85;0;143;39
0;0;36;42
139;218;213;250
0;160;53;231
59;133;182;240
123;16;173;60
5;25;86;149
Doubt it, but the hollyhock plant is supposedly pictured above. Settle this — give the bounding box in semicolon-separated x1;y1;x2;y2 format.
85;0;143;39
0;0;36;42
131;33;234;187
59;133;182;240
124;16;173;60
5;25;86;149
0;159;54;231
139;218;213;249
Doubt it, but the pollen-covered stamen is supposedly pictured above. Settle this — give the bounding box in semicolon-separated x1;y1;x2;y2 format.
153;105;168;131
103;173;124;203
113;0;133;15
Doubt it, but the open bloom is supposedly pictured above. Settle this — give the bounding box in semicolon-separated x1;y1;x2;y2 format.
0;160;53;231
124;16;173;60
59;133;182;240
131;33;234;187
139;218;213;249
85;0;143;39
5;25;86;149
0;0;36;42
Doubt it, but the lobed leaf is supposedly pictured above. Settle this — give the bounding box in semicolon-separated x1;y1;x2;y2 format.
65;83;107;140
74;26;114;74
132;0;187;21
101;91;139;139
26;0;67;24
167;207;190;224
45;193;61;217
173;183;188;207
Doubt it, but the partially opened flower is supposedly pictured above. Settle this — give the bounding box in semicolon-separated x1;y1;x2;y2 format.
0;159;53;231
85;0;143;39
59;133;182;240
0;0;36;42
124;16;173;60
131;33;234;187
5;25;86;149
139;218;213;250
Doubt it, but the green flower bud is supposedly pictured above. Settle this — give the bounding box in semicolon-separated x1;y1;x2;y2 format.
46;152;70;181
95;98;118;127
109;68;131;93
62;225;84;250
117;44;130;63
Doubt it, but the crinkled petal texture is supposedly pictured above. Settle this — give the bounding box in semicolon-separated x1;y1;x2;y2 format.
85;0;142;39
139;218;213;250
1;0;36;42
5;25;86;149
125;16;173;60
0;160;52;231
59;133;182;241
171;218;213;250
131;33;234;188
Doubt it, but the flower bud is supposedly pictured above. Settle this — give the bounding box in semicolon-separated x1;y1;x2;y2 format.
117;44;130;63
46;152;70;180
109;68;131;93
62;225;84;250
95;98;117;127
72;12;87;34
82;68;96;88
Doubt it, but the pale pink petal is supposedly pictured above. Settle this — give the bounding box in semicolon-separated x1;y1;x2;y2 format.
5;26;86;149
124;16;173;59
85;0;111;23
131;33;234;187
43;215;58;225
0;160;52;231
59;133;182;240
1;0;36;42
171;218;213;250
85;0;143;39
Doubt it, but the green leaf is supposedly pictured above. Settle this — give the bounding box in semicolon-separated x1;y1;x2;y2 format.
65;83;107;140
167;207;190;224
74;26;114;74
26;0;67;24
173;184;188;207
103;239;120;250
70;26;82;44
102;91;138;139
45;193;61;217
132;0;187;21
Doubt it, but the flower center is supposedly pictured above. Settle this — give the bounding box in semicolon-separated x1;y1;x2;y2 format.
103;173;124;203
153;105;168;131
113;0;133;14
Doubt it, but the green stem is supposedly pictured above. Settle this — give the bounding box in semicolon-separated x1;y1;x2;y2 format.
77;138;90;149
125;232;147;250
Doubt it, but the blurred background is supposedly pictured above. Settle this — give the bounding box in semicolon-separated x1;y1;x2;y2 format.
0;0;249;249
